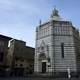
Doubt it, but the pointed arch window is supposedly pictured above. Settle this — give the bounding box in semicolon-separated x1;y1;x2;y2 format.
41;46;44;50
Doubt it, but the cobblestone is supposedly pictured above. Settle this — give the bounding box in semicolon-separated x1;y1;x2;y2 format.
0;77;80;80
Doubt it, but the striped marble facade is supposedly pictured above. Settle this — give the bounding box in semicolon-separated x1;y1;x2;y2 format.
34;8;80;76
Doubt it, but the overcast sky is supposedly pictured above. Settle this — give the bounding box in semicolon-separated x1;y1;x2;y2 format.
0;0;80;47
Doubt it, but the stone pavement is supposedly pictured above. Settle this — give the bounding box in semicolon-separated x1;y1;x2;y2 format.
0;77;80;80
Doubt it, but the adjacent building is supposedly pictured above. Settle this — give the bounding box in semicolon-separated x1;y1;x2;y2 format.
7;39;34;76
34;8;80;77
0;34;34;76
0;34;12;75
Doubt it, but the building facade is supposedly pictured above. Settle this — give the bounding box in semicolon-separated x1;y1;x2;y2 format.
0;34;12;75
34;8;80;77
8;39;34;76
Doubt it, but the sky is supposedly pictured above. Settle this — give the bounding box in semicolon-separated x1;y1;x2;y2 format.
0;0;80;47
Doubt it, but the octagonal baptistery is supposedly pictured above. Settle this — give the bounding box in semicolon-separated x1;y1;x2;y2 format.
34;8;80;77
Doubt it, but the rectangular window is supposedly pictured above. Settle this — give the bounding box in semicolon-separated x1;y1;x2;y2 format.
0;52;4;62
61;43;64;58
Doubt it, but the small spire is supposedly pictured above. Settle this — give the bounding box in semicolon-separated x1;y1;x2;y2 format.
39;19;42;27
